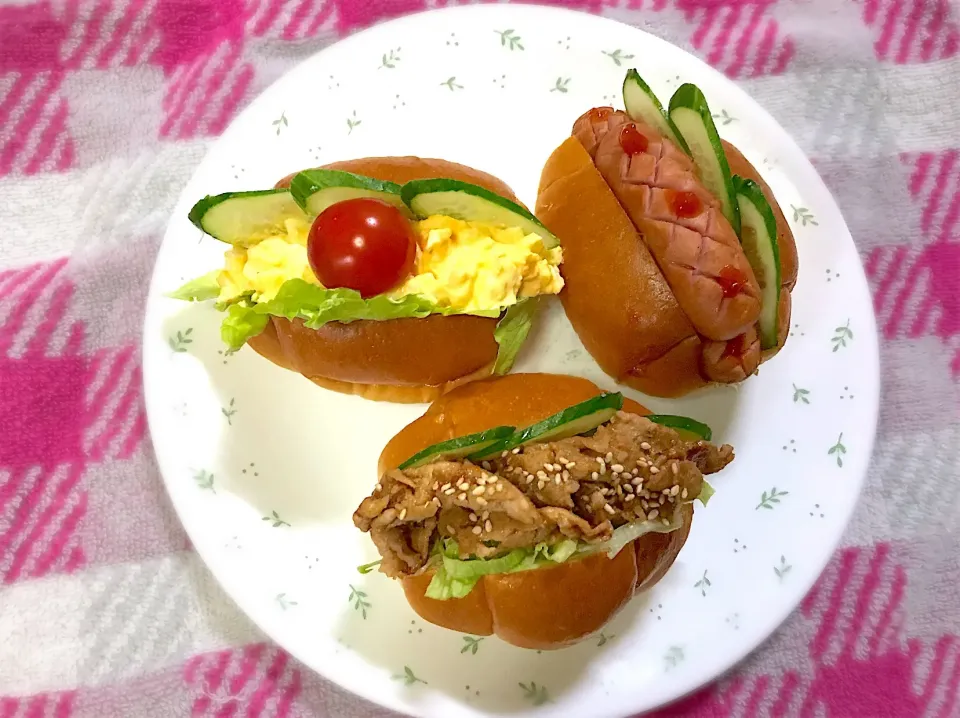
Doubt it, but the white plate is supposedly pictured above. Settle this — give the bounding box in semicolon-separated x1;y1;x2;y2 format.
143;5;880;716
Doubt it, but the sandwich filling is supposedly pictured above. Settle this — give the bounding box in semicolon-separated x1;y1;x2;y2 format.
353;412;733;598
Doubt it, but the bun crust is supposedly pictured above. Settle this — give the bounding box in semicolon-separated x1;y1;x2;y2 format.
379;373;694;649
246;157;521;402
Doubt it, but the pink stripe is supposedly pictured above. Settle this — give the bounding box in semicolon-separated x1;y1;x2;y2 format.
55;692;75;718
864;246;884;280
23;695;47;718
245;651;288;718
177;43;241;138
918;3;947;61
921;636;954;705
65;321;85;355
0;74;33;129
864;0;880;24
0;698;16;718
0;466;29;513
869;564;906;654
118;407;146;459
304;0;335;36
4;464;84;583
184;654;205;684
707;5;741;68
841;543;888;657
769;672;800;716
281;0;315;40
87;346;135;419
872;245;908;315
253;0;287;36
216;700;239;718
727;4;764;79
24;98;69;175
56;137;75;172
909;292;937;336
896;0;927;62
160;55;214;137
751;21;777;76
937;180;960;242
811;548;858;660
691;6;719;49
193;650;233;716
771;36;794;74
0;258;68;355
0;72;62;176
885;252;926;336
275;661;301;718
91;363;142;461
0;262;44;299
32;491;88;577
64;543;84;573
743;675;770;717
909;152;934;194
227;642;266;698
208;63;254;136
938;643;960;718
63;0;110;68
875;0;905;59
24;273;72;357
96;0;147;67
944;28;959;58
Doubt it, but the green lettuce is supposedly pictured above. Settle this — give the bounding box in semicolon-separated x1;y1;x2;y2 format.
492;298;539;375
167;271;221;301
698;480;715;506
221;303;269;351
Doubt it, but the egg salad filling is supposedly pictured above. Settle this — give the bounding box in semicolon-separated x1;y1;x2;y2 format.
214;214;563;314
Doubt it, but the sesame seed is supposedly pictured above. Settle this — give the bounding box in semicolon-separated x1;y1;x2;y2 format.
640;442;651;451
611;464;624;473
562;470;570;480
458;482;470;491
444;488;456;496
476;497;488;506
598;459;606;474
441;483;451;491
625;495;634;502
616;485;624;497
647;509;659;520
636;459;647;467
447;526;456;535
544;463;555;472
671;462;679;475
512;447;521;454
662;517;671;525
631;476;644;487
640;489;651;499
600;487;609;496
567;462;576;468
592;472;599;480
624;483;634;493
433;497;441;507
604;503;616;515
398;508;407;520
649;466;660;474
496;484;504;492
671;485;680;496
526;475;534;484
432;482;439;491
538;480;547;490
537;470;548;480
501;451;509;458
375;482;383;491
472;486;485;496
605;452;613;462
555;475;562;485
469;512;478;522
472;525;482;535
458;492;467;501
661;487;671;495
482;510;489;520
681;488;689;499
484;520;493;532
659;495;666;505
487;486;495;495
631;468;640;477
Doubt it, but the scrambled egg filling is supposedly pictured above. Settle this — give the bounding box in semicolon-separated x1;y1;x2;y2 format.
216;215;564;313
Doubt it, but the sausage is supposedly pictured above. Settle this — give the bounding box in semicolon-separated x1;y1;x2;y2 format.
574;109;762;342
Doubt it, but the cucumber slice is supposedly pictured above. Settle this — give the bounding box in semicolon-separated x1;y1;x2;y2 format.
622;69;690;154
398;426;516;470
668;83;741;236
470;393;624;460
401;179;560;249
733;176;782;350
289;169;410;217
188;189;306;246
645;414;713;442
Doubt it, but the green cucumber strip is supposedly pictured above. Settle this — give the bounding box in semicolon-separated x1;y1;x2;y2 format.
645;414;713;442
188;189;307;246
622;69;690;153
289;169;409;217
400;178;560;249
398;426;516;470
733;176;782;350
668;83;741;236
470;393;624;460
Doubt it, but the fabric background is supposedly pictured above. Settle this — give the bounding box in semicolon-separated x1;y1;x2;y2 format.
1;0;959;715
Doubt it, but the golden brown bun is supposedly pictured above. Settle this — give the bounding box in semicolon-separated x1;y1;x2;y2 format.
246;156;520;403
536;128;796;397
379;373;693;649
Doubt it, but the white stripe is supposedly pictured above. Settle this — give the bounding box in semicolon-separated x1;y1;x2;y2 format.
131;24;162;67
821;549;873;666
82;0;129;69
18;480;83;580
103;389;142;461
923;302;942;337
7;260;67;358
926;643;960;718
9;92;62;176
85;348;123;407
294;0;325;41
41;123;70;174
0;553;262;694
0;465;68;577
893;262;930;337
0;467;42;539
169;42;232;138
116;0;158;67
83;350;136;454
932;160;960;239
0;74;46;141
197;53;246;136
852;553;896;660
246;0;271;35
877;249;913;326
58;0;95;64
911;153;936;201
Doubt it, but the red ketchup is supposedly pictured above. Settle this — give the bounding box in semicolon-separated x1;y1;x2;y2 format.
666;190;702;219
618;123;649;155
721;333;745;361
588;107;613;122
715;265;747;298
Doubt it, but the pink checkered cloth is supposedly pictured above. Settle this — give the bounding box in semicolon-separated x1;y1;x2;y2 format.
1;0;959;716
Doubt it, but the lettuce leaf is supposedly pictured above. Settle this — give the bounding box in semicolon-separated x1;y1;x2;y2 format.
698;480;715;506
221;303;269;351
167;271;221;301
492;298;539;375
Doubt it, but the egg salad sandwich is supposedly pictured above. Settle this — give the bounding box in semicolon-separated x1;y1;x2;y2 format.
171;157;564;403
354;373;732;649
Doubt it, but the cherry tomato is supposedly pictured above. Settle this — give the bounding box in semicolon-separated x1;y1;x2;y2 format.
307;198;417;298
